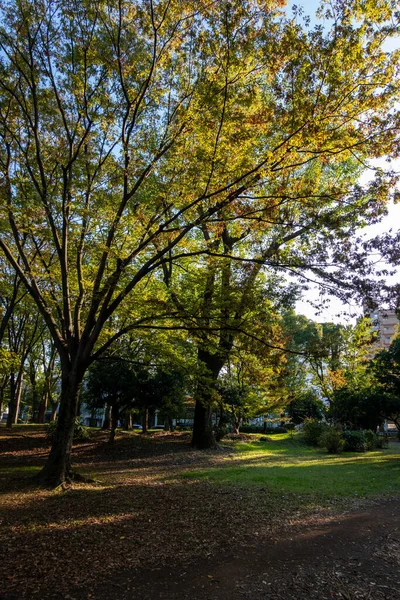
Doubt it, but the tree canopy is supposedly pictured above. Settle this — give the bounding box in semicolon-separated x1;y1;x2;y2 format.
0;0;399;485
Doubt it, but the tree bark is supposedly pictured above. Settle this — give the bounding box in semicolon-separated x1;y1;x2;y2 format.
143;407;149;433
102;404;111;430
123;412;132;430
6;370;23;427
191;348;222;449
37;393;47;424
50;404;58;421
109;404;119;443
34;367;83;487
0;379;6;421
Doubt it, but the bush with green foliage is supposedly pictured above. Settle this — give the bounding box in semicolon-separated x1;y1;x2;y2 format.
364;429;380;451
302;419;328;446
238;425;263;434
46;418;91;443
319;429;344;454
343;430;367;452
241;425;288;434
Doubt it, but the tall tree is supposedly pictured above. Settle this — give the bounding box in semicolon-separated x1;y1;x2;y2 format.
0;0;399;482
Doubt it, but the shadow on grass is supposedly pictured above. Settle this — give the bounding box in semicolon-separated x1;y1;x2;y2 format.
1;463;399;600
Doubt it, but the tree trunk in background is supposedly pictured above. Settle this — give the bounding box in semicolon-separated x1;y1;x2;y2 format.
143;407;149;433
123;412;132;430
102;404;111;430
6;370;23;427
50;404;58;421
109;404;119;443
192;349;223;449
0;380;6;420
37;393;47;424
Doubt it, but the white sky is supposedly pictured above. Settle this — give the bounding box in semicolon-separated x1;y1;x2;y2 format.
285;0;400;323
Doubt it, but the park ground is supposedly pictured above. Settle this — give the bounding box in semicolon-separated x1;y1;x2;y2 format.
0;427;399;600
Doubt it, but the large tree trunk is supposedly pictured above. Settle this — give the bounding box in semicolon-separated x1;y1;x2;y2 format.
191;349;223;449
35;368;83;487
102;404;112;430
6;370;23;427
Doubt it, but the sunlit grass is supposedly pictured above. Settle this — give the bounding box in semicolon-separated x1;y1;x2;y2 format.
182;434;400;498
0;465;41;475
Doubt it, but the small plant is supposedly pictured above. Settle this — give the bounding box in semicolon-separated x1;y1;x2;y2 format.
319;429;344;454
303;419;328;446
46;418;91;443
343;430;367;452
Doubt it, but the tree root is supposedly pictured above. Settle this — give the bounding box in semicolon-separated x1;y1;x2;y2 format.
32;469;99;489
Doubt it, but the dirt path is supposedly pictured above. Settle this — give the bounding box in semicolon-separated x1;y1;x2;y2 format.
84;497;400;600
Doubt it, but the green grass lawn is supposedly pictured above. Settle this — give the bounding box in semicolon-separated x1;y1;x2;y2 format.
183;434;400;499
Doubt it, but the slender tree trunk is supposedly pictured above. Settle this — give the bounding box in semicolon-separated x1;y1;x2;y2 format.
143;407;149;433
0;380;6;421
37;393;47;424
109;404;119;443
192;349;223;449
123;412;132;430
35;367;83;487
50;403;58;421
6;370;23;427
102;404;111;430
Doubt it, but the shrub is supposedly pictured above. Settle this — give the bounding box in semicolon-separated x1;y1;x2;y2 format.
240;425;263;434
364;429;379;451
46;418;91;443
303;419;328;446
343;430;367;452
375;434;388;449
319;429;344;454
267;426;288;434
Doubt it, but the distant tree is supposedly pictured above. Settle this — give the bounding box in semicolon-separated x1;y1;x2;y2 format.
329;387;383;430
287;390;324;425
85;359;137;442
369;337;400;431
153;367;188;431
